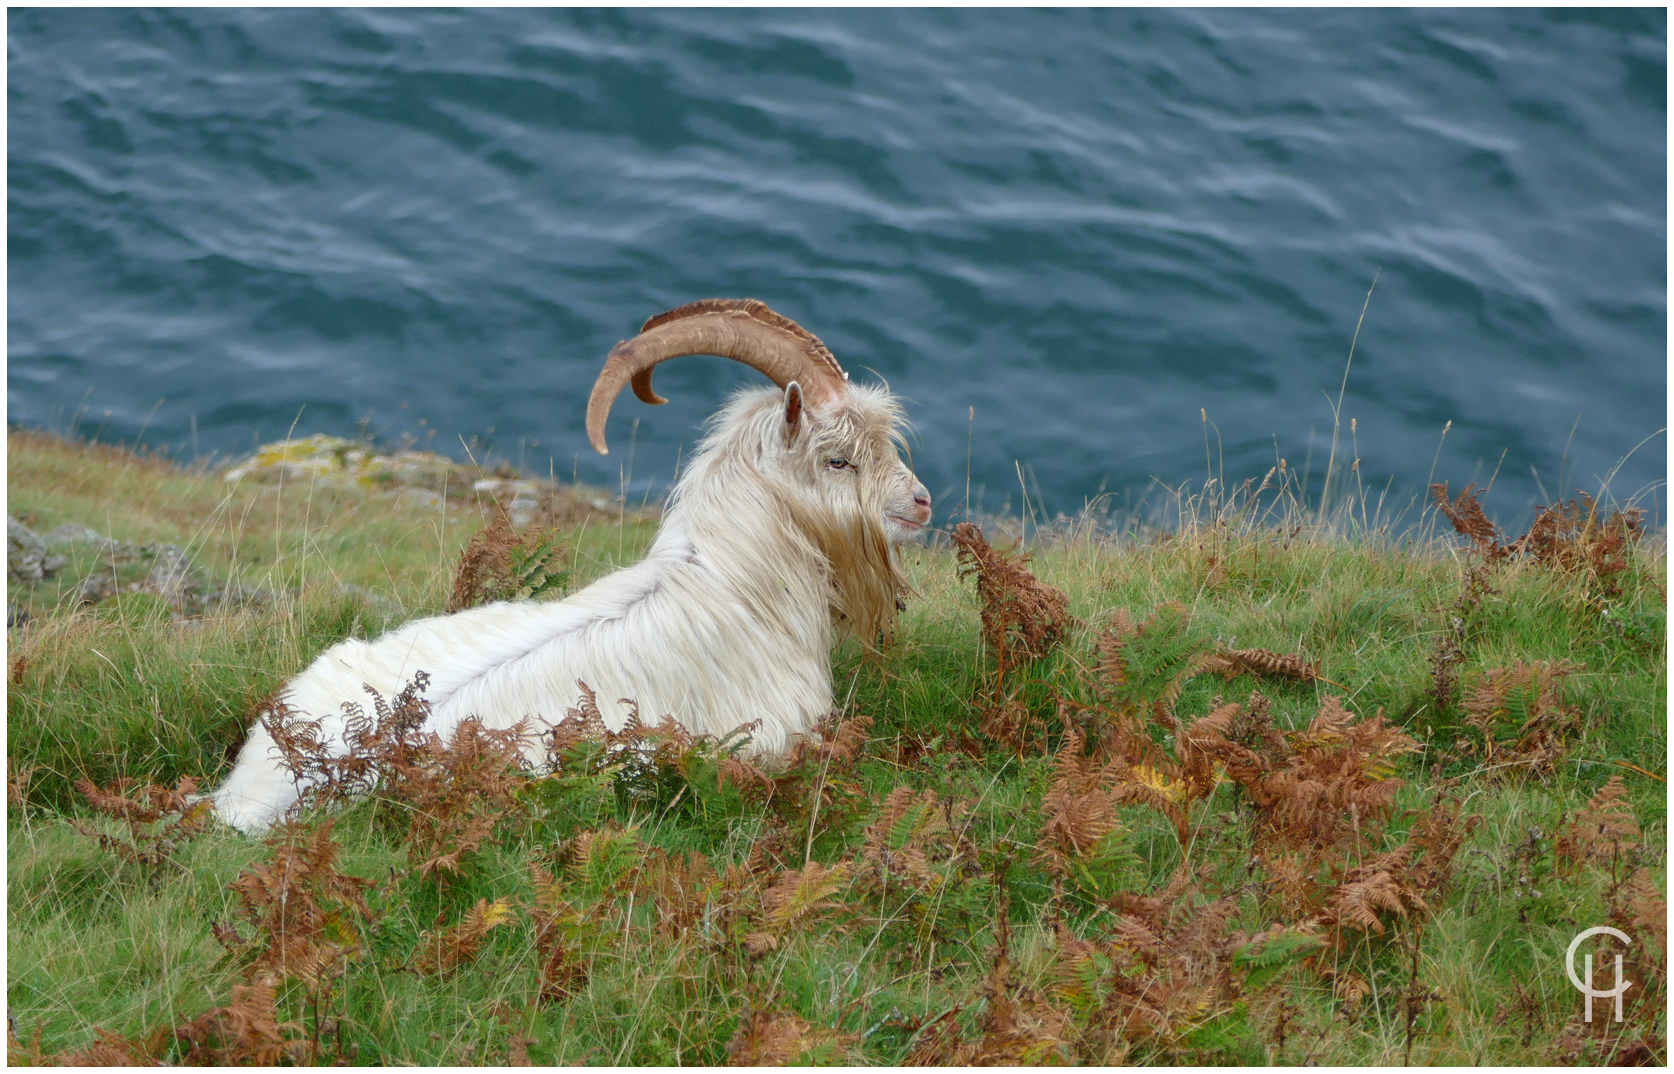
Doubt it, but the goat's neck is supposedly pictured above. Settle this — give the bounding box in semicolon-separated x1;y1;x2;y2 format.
654;455;833;626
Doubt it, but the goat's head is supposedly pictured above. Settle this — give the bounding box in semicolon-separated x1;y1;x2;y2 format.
587;299;931;637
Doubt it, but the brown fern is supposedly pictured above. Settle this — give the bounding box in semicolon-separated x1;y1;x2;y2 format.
727;1009;852;1066
448;506;570;612
1509;492;1645;598
1046;869;1253;1062
856;786;963;896
1556;776;1640;871
1460;660;1583;774
908;901;1070;1064
1037;735;1122;874
1431;482;1508;558
740;711;876;854
1165;692;1423;883
1555;859;1667;1065
953;522;1071;755
8;1025;172;1067
952;522;1070;673
526;862;592;1003
746;860;853;954
1619;868;1667;960
226;818;372;987
68;775;212;881
386;714;533;878
1093;603;1213;724
1199;648;1322;684
268;672;533;876
1263;798;1479;966
412;897;514;974
173;981;302;1066
1429;562;1493;715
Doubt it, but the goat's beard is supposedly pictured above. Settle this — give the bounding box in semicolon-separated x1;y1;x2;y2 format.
789;496;908;649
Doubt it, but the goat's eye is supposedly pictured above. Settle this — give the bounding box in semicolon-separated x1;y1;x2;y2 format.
826;458;853;472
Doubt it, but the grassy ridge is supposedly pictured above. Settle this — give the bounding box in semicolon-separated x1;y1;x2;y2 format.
6;428;1666;1065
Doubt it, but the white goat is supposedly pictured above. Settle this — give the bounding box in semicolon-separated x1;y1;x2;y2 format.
212;299;932;832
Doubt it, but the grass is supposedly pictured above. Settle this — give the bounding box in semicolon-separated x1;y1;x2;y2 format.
6;426;1666;1065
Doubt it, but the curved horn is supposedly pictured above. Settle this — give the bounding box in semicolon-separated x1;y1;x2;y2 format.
586;298;850;454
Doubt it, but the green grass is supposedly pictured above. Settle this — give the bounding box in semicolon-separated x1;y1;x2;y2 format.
6;428;1666;1065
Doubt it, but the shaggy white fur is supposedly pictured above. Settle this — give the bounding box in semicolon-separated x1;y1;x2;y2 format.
213;383;929;832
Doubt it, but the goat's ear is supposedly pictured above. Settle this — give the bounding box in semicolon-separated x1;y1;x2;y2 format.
782;381;804;447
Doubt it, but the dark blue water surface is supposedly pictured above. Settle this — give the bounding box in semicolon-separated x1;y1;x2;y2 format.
8;9;1666;526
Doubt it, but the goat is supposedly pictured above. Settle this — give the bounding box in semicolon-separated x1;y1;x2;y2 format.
212;299;932;832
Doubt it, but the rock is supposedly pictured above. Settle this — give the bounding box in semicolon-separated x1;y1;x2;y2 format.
202;582;283;614
473;477;545;529
8;517;48;584
139;544;202;610
222;434;464;492
97;538;147;562
42;523;104;548
219;434;639;527
79;570;117;604
7;604;29;628
43;523;144;563
395;488;445;512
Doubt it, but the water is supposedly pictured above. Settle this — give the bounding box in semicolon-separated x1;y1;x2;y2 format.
8;9;1666;528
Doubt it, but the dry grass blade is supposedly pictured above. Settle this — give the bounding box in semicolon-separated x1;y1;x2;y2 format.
7;758;34;808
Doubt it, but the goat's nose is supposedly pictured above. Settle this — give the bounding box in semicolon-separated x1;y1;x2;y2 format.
912;482;931;516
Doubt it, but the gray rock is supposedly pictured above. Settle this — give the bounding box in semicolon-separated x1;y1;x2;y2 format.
42;523;104;549
8;517;47;584
140;544;202;610
99;539;146;562
44;523;144;564
395;488;445;512
7;604;29;628
79;570;117;604
202;582;283;614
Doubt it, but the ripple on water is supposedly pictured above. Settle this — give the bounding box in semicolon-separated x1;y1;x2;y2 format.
6;8;1665;524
